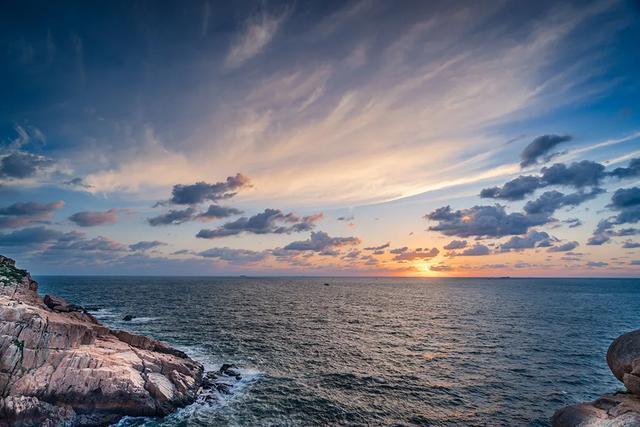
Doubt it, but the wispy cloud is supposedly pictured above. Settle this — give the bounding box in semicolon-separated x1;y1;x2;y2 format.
225;9;287;68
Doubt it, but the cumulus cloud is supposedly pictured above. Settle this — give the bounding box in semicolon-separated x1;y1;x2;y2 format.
498;230;554;252
395;248;440;261
443;239;467;250
481;160;610;201
129;240;166;251
480;175;542;201
523;188;604;215
548;241;579;252
459;244;490;256
563;218;582;228
148;207;196;226
283;231;360;253
520;134;572;168
622;241;640;249
364;242;390;251
49;235;126;252
608;158;640;179
169;173;251;205
0;226;75;246
69;209;119;227
225;10;286;68
0;151;54;180
426;205;549;238
197;209;323;239
63;177;93;189
540;160;606;188
609;187;640;224
0;200;64;228
392;247;439;261
588;187;640;245
148;204;243;226
586;261;608;267
197;205;243;221
198;247;268;263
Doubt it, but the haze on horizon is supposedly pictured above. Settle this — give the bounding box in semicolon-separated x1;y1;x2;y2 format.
1;0;639;277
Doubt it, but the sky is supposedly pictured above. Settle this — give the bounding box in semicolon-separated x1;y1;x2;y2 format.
1;0;640;276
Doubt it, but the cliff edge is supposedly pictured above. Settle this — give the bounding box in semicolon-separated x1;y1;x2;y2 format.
0;255;204;426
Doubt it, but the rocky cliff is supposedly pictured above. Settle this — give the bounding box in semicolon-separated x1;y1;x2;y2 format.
552;329;640;426
0;256;204;426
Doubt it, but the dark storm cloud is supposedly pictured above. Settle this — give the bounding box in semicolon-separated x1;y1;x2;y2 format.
520;134;572;168
196;209;323;239
548;241;579;252
69;209;119;227
426;205;550;238
129;240;167;251
498;230;554;252
283;231;360;252
443;240;467;250
0;151;54;179
147;207;196;226
392;247;439;261
196;205;243;221
169;173;251;205
364;242;390;251
0;200;64;229
523;188;604;215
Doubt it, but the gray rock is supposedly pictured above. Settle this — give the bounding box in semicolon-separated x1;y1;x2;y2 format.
607;329;640;395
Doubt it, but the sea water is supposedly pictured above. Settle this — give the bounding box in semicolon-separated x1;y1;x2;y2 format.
36;276;640;426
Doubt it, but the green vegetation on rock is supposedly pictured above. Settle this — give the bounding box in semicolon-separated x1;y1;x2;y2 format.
0;263;28;285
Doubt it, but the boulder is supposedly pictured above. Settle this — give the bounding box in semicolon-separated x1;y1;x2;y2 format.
552;393;640;426
552;329;640;426
0;256;204;426
607;329;640;394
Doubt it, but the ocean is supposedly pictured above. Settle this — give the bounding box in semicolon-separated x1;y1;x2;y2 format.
36;276;640;426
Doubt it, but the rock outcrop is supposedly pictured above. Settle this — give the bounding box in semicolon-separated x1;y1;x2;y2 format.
552;329;640;426
0;256;204;426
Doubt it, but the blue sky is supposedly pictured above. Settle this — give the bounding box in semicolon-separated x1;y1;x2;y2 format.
1;0;639;276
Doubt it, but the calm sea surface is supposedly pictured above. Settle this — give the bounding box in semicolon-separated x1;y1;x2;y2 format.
36;276;640;426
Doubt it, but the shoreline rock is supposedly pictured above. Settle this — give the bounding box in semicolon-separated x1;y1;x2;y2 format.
552;329;640;426
0;256;204;426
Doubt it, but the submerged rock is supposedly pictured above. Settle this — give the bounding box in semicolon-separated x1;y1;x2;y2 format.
552;329;640;426
0;256;204;426
122;314;136;321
